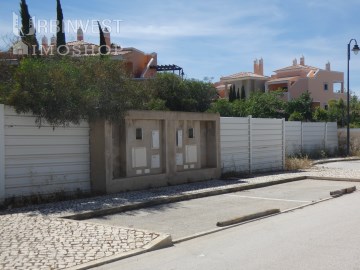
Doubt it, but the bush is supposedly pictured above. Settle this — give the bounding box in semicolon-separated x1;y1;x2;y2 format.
288;111;304;121
0;60;17;104
148;73;217;112
313;107;328;122
8;56;150;126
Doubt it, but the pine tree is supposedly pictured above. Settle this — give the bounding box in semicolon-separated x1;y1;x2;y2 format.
228;85;233;102
98;22;108;56
229;85;237;102
241;85;246;100
19;0;39;55
56;0;66;53
236;88;240;100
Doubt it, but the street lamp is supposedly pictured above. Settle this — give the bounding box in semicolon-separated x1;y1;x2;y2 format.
346;39;360;156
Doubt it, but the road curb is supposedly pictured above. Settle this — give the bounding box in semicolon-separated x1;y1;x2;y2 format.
312;157;360;166
63;176;307;221
307;176;360;182
65;234;172;270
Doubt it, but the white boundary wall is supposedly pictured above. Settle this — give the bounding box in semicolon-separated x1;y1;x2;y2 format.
221;117;285;173
285;122;338;156
0;105;340;201
0;105;90;202
221;117;339;174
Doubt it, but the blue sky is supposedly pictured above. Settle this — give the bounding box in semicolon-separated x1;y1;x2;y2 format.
1;0;360;96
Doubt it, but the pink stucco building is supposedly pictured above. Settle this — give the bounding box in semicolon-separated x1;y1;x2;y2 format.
266;56;346;109
218;58;269;99
216;56;346;109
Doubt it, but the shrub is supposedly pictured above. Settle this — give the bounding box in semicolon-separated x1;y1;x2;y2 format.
8;56;149;126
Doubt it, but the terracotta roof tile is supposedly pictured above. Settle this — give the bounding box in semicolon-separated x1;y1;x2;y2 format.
221;72;268;81
274;64;318;73
267;76;299;83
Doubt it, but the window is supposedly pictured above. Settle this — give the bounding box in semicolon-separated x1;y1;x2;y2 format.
324;83;328;91
136;128;143;140
333;82;343;93
188;128;194;139
324;105;328;110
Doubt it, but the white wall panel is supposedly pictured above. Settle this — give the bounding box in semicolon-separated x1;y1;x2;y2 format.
220;117;284;174
3;105;90;198
0;105;5;202
285;121;338;156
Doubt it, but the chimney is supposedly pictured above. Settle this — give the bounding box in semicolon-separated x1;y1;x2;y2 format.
254;59;259;75
293;58;298;66
50;35;57;46
300;55;305;65
104;27;111;48
326;61;331;71
259;58;264;76
77;27;84;41
41;35;48;49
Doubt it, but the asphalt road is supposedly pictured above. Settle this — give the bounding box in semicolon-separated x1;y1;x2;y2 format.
94;190;360;270
88;180;359;240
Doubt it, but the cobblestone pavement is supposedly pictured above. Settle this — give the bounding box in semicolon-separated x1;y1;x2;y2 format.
1;164;360;270
0;214;159;270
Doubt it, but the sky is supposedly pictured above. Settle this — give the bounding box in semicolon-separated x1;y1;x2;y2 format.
1;0;360;96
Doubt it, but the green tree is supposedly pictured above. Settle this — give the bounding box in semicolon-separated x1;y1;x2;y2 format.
286;91;313;121
8;57;149;126
313;107;328;122
98;22;108;55
236;88;240;100
56;0;66;53
241;85;246;100
0;60;17;103
19;0;39;54
147;73;216;112
231;99;247;117
208;91;285;118
245;92;285;118
328;99;346;126
228;85;234;102
207;99;233;116
350;95;360;127
288;111;304;121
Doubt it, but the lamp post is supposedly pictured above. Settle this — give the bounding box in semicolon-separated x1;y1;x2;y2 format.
347;39;360;156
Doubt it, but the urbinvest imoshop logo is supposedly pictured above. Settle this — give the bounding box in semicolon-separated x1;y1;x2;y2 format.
12;12;123;56
13;12;36;36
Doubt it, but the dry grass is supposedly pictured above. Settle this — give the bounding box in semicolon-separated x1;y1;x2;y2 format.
338;131;360;157
351;137;360;156
285;156;312;171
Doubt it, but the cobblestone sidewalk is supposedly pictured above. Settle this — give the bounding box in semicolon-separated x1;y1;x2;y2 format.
0;214;159;270
1;164;360;270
